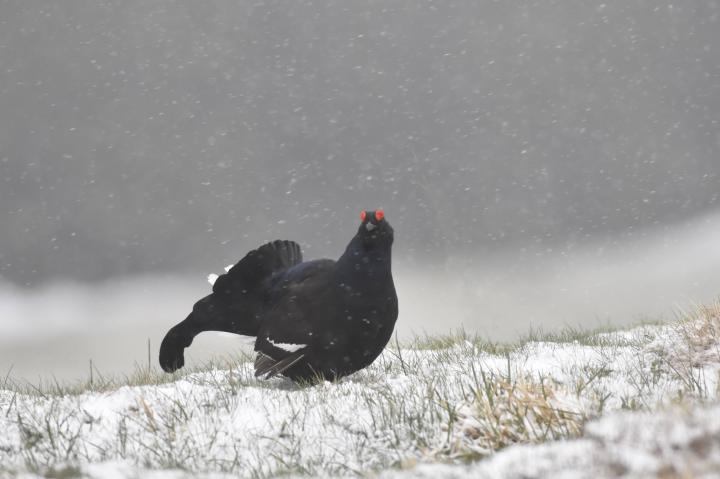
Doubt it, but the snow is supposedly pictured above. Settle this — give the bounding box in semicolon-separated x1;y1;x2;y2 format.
382;404;720;479
2;308;719;478
14;401;720;479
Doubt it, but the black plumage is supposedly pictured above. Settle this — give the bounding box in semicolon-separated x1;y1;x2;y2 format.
159;210;398;382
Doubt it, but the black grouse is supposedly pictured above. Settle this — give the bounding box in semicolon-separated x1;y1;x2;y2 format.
159;210;398;382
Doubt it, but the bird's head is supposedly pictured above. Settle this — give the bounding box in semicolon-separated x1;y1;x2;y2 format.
357;209;394;249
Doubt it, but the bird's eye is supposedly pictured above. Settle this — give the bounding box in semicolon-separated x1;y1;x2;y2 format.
375;210;384;221
360;211;367;222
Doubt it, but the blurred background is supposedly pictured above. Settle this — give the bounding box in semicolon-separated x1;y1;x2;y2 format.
1;1;719;381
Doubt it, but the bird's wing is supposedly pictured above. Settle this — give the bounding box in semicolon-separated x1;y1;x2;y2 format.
253;259;336;377
212;240;302;299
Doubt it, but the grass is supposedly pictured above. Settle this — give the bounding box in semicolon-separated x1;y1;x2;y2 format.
0;302;719;477
407;316;668;354
445;371;586;459
2;351;257;398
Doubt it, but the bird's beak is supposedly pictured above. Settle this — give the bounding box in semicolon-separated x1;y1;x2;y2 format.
365;222;377;231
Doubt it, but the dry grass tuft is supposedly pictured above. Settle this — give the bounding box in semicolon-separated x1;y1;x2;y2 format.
442;371;585;459
678;300;720;364
647;300;720;398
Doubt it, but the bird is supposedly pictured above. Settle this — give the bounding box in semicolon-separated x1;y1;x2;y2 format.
159;209;398;382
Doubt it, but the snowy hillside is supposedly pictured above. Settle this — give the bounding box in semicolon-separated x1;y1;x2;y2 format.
2;302;719;478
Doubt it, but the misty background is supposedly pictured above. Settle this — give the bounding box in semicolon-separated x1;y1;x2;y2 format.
1;1;719;381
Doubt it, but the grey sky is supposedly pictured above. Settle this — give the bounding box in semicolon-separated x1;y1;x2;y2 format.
1;1;718;286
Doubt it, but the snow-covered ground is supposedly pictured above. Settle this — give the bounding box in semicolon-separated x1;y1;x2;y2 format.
381;403;720;479
2;302;719;478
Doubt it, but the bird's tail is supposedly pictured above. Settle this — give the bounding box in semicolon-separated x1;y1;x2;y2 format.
159;240;304;373
159;312;201;373
159;292;258;372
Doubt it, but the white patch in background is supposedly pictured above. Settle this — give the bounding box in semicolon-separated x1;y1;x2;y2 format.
395;211;720;340
0;276;250;382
